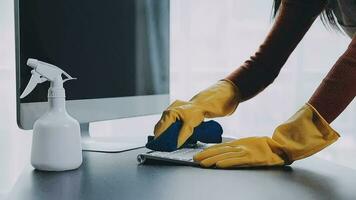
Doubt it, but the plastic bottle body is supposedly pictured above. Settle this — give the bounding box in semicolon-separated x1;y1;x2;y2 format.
20;59;82;171
31;97;82;171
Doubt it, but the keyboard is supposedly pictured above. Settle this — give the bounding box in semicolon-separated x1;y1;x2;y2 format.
137;137;235;166
137;143;210;166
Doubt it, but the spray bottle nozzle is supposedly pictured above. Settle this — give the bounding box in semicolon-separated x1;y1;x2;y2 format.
20;58;76;99
27;58;39;69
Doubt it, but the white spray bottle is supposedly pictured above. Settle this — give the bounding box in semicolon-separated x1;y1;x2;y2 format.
20;58;82;171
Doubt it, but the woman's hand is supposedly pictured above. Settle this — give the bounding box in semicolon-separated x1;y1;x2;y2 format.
194;103;340;168
194;137;285;168
154;80;240;148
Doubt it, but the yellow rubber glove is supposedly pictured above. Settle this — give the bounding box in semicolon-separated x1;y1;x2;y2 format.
154;80;240;148
194;103;340;168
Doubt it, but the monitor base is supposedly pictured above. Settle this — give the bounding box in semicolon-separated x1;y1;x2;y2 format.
80;123;144;153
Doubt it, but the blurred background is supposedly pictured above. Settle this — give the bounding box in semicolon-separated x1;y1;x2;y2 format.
0;0;354;198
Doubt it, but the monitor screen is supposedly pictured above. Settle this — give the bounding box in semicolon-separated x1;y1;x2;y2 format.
18;0;169;103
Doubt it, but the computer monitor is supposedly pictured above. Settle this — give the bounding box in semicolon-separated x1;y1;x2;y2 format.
15;0;170;152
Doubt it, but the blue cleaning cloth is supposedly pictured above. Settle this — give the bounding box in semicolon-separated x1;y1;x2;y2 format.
146;120;223;152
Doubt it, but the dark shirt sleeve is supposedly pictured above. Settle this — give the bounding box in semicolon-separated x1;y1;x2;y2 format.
309;35;356;123
226;0;327;101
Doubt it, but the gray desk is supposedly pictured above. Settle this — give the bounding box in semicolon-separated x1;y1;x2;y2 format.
8;148;356;200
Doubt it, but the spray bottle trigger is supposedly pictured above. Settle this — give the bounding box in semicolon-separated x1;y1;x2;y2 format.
20;70;46;99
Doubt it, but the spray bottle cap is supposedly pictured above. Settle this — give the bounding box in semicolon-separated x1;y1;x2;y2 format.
20;58;76;99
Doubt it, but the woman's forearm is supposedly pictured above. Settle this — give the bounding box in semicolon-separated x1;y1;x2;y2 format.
309;35;356;123
226;0;327;101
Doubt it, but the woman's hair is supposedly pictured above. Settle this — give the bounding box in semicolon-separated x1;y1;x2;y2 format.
272;0;340;31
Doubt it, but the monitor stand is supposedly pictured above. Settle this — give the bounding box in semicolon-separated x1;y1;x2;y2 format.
80;123;145;153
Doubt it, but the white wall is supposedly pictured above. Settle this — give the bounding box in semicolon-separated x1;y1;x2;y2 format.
0;0;355;197
0;0;32;198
